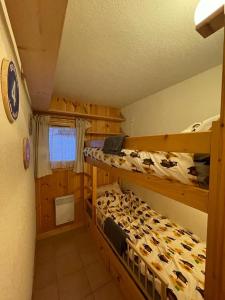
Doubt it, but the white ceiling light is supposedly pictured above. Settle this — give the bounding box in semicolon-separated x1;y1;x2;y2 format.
194;0;225;25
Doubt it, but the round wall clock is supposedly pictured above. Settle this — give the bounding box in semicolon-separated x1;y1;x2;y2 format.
1;59;19;123
23;138;30;170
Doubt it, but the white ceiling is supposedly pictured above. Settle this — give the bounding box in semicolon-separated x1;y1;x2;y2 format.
53;0;223;108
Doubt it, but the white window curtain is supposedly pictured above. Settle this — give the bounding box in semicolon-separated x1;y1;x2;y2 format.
34;116;52;178
74;118;91;173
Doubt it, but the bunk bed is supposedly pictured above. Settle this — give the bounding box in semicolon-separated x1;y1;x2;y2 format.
84;5;225;300
84;125;211;300
84;117;222;300
84;125;210;214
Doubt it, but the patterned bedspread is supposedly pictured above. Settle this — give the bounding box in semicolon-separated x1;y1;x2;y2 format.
96;191;206;300
83;118;218;188
84;147;199;186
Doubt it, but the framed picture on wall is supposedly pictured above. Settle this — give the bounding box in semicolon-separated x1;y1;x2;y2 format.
1;58;19;123
23;138;30;170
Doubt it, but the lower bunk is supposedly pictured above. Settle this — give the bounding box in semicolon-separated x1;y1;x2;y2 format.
90;184;206;300
91;224;145;300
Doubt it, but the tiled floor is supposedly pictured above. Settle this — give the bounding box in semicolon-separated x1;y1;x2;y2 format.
32;226;125;300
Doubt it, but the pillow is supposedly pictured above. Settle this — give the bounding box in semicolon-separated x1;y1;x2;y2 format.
96;193;120;210
197;115;219;131
182;115;219;133
182;122;202;133
97;182;122;197
102;135;126;155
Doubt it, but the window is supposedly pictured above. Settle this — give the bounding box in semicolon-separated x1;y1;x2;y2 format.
49;126;76;169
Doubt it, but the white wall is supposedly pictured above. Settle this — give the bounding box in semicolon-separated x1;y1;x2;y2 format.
0;4;36;300
122;65;222;240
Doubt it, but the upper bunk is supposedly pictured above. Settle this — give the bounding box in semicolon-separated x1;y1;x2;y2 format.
84;120;218;214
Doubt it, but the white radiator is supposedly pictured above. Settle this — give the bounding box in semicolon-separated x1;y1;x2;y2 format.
55;194;74;226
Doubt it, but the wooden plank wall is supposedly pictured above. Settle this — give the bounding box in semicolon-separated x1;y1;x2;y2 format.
50;96;122;137
36;96;123;236
36;170;84;234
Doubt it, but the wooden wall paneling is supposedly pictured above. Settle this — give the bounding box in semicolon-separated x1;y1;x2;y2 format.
39;174;54;232
54;170;68;196
91;103;118;136
97;169;109;186
50;97;67;111
36;97;123;235
66;101;75;113
36;171;85;234
67;171;84;225
87;121;121;136
50;97;123;117
97;168;117;187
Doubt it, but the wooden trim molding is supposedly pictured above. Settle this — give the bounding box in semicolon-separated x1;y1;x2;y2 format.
85;131;211;154
37;222;84;240
196;5;225;38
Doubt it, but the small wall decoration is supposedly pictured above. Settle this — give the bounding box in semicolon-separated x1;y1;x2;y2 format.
1;59;19;123
23;138;30;169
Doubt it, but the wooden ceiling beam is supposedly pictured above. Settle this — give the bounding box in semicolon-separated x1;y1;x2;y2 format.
5;0;68;110
196;5;225;38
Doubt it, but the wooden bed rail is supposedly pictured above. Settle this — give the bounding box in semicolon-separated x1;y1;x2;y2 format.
85;131;211;153
92;166;98;224
196;5;224;38
86;157;208;213
96;207;168;300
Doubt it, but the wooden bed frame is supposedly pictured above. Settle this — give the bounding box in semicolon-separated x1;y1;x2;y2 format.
94;206;168;300
85;131;210;213
85;11;225;300
85;128;213;299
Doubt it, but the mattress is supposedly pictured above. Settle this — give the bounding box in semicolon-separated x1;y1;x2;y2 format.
84;146;199;186
96;190;206;300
